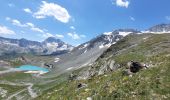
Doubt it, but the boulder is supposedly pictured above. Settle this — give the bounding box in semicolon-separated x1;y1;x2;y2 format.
77;83;87;89
128;61;147;73
68;73;77;81
44;63;54;68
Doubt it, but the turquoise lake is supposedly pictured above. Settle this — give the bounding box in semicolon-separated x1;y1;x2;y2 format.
16;65;49;72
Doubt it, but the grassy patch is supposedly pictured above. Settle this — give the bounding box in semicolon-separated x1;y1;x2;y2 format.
0;84;26;99
36;62;170;100
0;72;32;82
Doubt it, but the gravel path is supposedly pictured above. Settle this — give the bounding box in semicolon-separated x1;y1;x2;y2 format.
0;68;19;75
0;81;37;99
7;89;27;100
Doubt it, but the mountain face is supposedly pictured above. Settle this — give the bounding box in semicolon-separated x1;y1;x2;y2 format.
76;32;170;80
73;29;140;53
0;37;73;56
42;37;73;55
48;29;140;76
38;33;170;99
147;24;170;32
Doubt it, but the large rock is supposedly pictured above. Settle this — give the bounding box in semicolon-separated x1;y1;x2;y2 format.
98;60;119;75
128;61;147;73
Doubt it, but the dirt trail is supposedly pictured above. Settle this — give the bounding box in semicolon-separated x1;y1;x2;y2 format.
0;68;19;75
0;81;37;99
7;89;27;100
26;83;37;98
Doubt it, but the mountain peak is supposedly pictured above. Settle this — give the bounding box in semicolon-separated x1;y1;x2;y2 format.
44;37;63;43
148;23;170;32
113;28;140;33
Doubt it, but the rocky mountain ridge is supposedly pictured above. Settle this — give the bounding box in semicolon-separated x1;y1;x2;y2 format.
0;37;73;56
147;23;170;33
47;28;140;76
37;33;170;99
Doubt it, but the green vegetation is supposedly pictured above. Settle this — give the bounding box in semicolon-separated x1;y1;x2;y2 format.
36;61;170;100
36;34;170;100
0;84;26;100
10;60;24;67
0;72;32;82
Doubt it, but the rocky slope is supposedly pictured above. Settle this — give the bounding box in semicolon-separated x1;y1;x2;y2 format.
47;29;140;76
147;23;170;33
37;33;170;99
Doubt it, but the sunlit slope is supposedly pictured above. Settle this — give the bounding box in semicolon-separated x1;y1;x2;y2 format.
36;33;170;99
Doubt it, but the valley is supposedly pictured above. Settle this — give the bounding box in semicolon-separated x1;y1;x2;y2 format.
0;24;170;99
1;0;170;99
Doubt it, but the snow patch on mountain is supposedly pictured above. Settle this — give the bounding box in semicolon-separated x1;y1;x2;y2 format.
54;58;60;62
142;31;170;34
106;42;116;47
118;32;132;37
99;44;104;49
103;32;112;35
66;67;74;71
45;42;59;53
84;49;87;53
79;43;89;50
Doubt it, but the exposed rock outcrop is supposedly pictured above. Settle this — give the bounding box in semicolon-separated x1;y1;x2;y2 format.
98;60;120;75
75;59;120;80
44;63;54;69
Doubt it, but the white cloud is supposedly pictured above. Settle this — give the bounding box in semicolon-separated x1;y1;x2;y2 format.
12;19;27;27
70;26;75;30
67;32;85;40
166;16;170;21
34;1;71;23
56;34;64;38
6;17;58;38
23;8;32;13
42;33;54;38
26;22;44;33
31;27;44;33
112;0;130;8
8;3;15;7
130;16;135;21
34;16;45;19
68;33;79;39
0;25;15;35
80;35;86;38
20;31;25;34
26;22;34;27
5;17;11;21
6;18;45;33
42;33;64;38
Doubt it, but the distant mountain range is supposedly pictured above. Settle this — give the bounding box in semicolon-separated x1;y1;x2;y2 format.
0;37;73;56
0;23;170;57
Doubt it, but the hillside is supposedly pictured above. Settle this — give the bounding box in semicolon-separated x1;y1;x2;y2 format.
45;29;140;77
36;33;170;99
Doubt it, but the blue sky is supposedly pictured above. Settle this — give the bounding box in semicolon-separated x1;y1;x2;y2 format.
0;0;170;46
